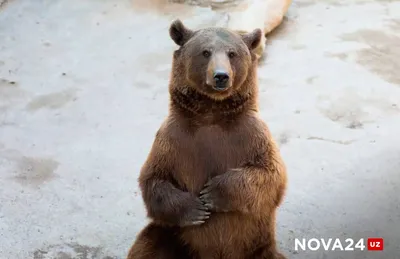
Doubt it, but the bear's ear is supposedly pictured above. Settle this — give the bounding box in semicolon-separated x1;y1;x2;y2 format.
241;28;263;51
169;19;193;47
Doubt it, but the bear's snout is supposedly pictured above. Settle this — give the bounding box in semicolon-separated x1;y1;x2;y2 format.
206;53;232;92
213;71;230;91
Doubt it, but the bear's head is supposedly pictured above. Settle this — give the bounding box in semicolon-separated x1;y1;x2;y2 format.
169;19;262;100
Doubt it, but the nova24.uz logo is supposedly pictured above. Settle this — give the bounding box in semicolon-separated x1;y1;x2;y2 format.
294;238;384;251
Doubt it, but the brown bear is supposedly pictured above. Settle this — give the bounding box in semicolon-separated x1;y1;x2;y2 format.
127;19;287;259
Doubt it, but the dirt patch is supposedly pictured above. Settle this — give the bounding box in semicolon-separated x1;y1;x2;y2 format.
0;78;27;113
278;132;290;146
0;0;10;9
0;78;22;99
13;156;59;187
321;106;368;129
26;89;78;111
318;91;400;128
307;136;356;145
339;29;400;86
33;243;116;259
306;76;318;85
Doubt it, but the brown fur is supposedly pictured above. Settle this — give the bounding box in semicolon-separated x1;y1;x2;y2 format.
127;20;287;259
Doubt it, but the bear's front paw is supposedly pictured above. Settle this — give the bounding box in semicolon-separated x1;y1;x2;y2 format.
179;197;211;227
199;176;232;213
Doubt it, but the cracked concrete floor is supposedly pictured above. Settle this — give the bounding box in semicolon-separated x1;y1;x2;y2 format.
0;0;400;258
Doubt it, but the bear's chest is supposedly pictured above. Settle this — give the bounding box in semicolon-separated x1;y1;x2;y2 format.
173;123;254;193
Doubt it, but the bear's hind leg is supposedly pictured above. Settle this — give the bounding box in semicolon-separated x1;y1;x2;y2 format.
127;223;192;259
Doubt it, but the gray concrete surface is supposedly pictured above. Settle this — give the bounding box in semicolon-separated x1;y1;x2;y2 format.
0;0;399;258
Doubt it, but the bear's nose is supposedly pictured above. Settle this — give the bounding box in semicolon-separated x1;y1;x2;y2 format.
213;71;230;88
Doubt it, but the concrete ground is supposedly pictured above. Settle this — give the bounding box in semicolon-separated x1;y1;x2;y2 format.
1;0;399;258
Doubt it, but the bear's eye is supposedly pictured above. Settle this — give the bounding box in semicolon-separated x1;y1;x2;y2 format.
228;51;236;58
202;50;211;58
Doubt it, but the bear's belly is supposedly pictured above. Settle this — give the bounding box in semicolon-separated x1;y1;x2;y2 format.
180;212;263;258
